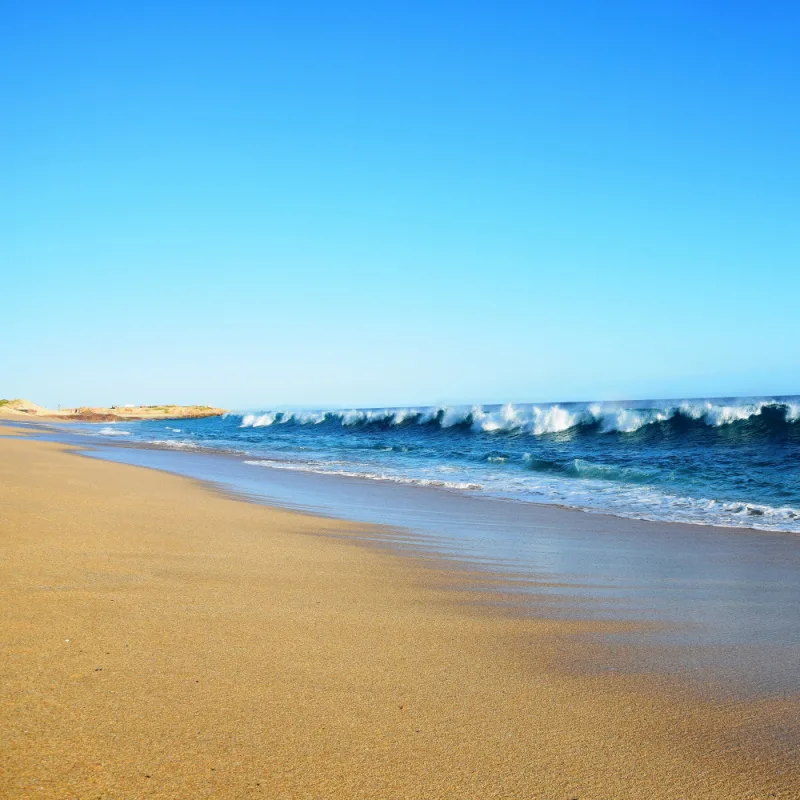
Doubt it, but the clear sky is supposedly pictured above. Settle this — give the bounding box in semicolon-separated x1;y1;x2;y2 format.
2;1;798;409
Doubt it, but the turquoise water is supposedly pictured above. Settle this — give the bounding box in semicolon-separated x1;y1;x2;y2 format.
72;395;800;532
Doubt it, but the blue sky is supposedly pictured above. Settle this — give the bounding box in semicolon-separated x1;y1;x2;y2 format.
2;1;798;409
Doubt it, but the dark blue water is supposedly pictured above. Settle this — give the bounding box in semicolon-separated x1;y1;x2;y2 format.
68;396;800;532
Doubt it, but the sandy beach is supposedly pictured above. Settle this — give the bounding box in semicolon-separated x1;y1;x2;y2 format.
2;431;799;799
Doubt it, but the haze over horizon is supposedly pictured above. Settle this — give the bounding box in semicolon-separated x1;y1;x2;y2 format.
3;1;799;409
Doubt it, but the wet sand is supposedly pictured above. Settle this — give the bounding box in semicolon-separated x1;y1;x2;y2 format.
2;435;799;798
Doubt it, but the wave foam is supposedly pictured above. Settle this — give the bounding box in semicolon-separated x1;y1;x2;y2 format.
97;427;131;436
243;460;483;490
241;458;800;532
146;439;200;450
237;398;800;436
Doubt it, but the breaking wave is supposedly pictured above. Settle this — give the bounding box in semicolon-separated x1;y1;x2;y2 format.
238;399;800;438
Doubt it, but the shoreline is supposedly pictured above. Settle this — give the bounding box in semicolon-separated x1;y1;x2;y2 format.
2;433;800;797
5;417;797;538
8;419;800;701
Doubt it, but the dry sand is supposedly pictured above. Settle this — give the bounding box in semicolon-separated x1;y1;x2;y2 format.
1;435;798;799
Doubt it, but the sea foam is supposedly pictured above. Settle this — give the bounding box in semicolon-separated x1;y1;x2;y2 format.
238;398;799;436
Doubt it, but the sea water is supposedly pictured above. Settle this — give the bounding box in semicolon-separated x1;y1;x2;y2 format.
75;396;800;533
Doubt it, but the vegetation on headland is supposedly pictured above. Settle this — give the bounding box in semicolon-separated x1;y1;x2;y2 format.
0;398;226;421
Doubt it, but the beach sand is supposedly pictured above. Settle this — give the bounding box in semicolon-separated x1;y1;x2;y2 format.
1;435;799;799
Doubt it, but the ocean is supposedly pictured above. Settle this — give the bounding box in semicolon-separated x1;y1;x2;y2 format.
73;395;800;533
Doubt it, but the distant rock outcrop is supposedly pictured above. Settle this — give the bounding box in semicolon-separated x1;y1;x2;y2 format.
0;399;226;421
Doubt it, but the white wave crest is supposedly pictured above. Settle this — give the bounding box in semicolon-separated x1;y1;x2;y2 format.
236;397;798;436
